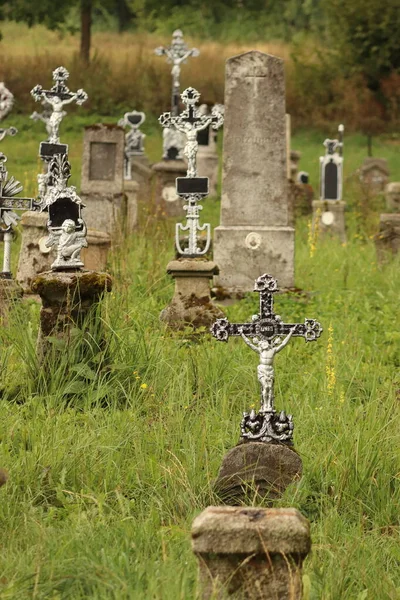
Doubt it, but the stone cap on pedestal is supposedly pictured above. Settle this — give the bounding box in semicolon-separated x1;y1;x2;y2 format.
192;506;310;556
32;270;112;303
152;160;187;174
124;179;140;192
20;211;48;227
166;259;219;278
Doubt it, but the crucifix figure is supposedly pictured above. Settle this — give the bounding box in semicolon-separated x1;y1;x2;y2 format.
211;273;323;444
31;67;88;144
0;153;38;278
159;87;224;177
155;30;199;116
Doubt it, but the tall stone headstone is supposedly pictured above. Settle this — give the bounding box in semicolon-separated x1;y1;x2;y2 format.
214;52;294;293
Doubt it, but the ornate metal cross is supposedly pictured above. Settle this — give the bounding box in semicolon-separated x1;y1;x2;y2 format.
159;87;224;178
211;274;323;445
155;29;199;116
0;153;38;278
31;67;88;145
0;126;17;143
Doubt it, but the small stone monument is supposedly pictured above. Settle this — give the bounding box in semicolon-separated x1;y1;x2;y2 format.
152;30;200;217
118;110;152;198
196;103;223;197
359;157;389;195
375;182;400;261
0;151;39;319
17;67;88;290
211;273;322;503
312;124;346;242
213;51;295;294
80;123;137;255
159;87;225;330
192;506;311;600
31;154;112;363
385;182;400;212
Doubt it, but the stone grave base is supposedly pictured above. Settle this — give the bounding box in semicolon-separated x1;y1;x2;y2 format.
213;225;295;293
160;259;224;330
152;159;187;217
124;179;139;233
0;278;23;323
31;270;112;364
375;213;400;262
81;230;111;271
312;200;346;242
385;182;400;212
197;150;219;197
192;506;310;600
214;441;302;505
16;211;55;293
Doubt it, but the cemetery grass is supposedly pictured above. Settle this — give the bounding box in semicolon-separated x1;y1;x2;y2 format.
0;130;400;599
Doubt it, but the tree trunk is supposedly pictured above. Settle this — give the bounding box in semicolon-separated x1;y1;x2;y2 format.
80;0;92;65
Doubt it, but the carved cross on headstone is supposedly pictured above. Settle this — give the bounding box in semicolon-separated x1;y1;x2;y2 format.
0;153;38;278
159;87;224;178
320;124;344;201
211;274;322;445
155;30;200;116
31;66;88;148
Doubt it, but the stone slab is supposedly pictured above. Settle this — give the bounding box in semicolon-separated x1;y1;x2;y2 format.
213;226;294;292
81;125;125;195
16;211;55;292
375;213;400;260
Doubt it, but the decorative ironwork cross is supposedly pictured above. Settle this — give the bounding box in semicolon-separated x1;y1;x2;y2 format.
175;195;211;256
155;29;199;116
0;126;17;143
31;67;88;144
159;87;224;178
0;153;38;278
211;274;323;445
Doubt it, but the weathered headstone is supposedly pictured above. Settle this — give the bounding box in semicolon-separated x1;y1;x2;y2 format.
312;124;346;241
211;274;322;503
360;157;389;195
192;506;311;600
374;213;400;262
213;51;295;293
159;88;225;330
81;124;137;240
385;182;400;212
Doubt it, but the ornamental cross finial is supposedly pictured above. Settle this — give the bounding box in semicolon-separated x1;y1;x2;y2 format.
211;274;323;445
159;87;224;178
31;67;88;144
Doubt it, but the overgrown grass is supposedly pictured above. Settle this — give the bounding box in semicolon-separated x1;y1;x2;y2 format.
0;126;400;599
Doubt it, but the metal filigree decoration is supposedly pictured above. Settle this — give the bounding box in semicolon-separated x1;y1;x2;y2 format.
118;111;146;179
320;124;344;201
0;152;38;278
0;126;17;143
0;83;14;121
31;67;88;144
175;194;211;256
159;87;224;176
41;154;87;271
155;29;199;117
211;274;323;445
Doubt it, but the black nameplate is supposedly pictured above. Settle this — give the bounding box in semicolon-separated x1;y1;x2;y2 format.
176;177;209;195
128;115;142;126
167;147;179;160
323;160;338;200
40;142;68;159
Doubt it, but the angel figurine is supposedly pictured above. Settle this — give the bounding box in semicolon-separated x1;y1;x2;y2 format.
46;218;87;270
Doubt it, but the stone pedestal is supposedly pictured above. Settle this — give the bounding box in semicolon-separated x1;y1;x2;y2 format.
192;506;311;600
312;200;346;242
31;270;112;364
81;230;111;271
214;442;302;505
160;259;224;330
197;147;219;197
152;160;187;217
214;52;295;293
385;182;400;211
124;179;139;233
16;211;55;292
375;213;400;261
0;278;23;323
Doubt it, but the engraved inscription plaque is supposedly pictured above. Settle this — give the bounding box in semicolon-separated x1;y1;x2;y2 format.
89;142;116;181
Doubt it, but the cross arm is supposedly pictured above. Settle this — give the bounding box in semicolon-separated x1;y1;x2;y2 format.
210;318;257;342
1;198;40;212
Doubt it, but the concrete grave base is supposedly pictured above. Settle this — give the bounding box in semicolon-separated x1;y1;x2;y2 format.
16;211;55;293
375;213;400;262
192;506;311;600
213;226;295;293
81;230;111;271
312;200;346;242
0;278;23;323
160;259;224;330
214;441;302;505
31;270;112;365
152;159;187;217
